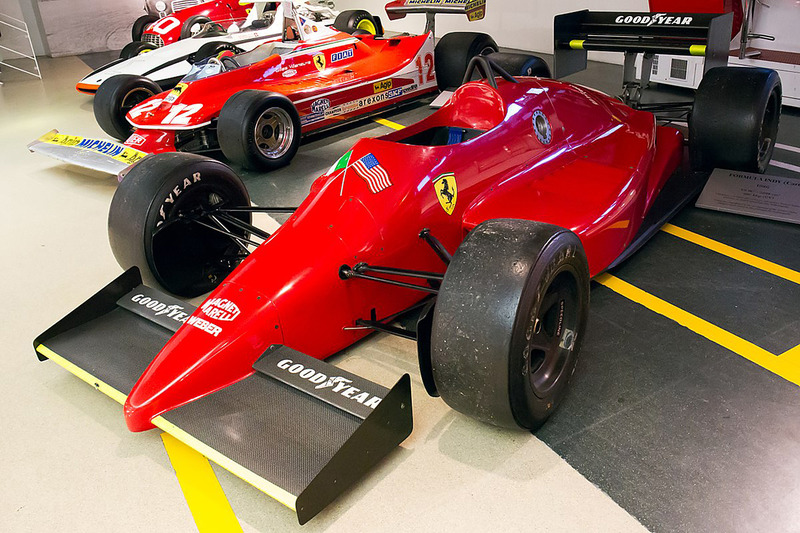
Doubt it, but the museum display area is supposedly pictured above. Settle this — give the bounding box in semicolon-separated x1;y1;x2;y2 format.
1;1;799;531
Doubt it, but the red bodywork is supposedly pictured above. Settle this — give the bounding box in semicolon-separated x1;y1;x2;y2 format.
142;1;251;46
124;76;686;431
122;31;438;155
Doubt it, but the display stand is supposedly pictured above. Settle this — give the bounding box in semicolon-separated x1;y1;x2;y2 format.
0;12;42;85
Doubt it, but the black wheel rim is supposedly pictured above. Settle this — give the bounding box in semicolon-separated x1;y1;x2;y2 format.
757;90;780;169
524;270;580;399
150;182;250;296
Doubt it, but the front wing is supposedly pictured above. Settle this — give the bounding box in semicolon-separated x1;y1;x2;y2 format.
34;268;412;525
28;130;148;175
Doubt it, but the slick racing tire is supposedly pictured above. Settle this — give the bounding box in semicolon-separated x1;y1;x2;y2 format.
132;14;158;42
690;67;781;173
434;32;498;91
109;153;252;297
218;90;301;171
94;74;161;140
333;10;377;35
487;52;551;78
181;15;212;39
193;41;244;63
120;40;157;60
430;219;590;431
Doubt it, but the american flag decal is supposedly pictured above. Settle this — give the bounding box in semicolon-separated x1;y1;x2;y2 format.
352;153;392;193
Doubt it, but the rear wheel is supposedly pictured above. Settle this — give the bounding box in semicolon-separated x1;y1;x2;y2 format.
94;75;161;140
120;40;157;60
430;219;590;431
218;90;301;171
193;41;244;63
109;153;251;297
181;15;212;39
690;66;781;173
487;52;551;78
434;32;498;90
333;10;377;35
132;14;159;42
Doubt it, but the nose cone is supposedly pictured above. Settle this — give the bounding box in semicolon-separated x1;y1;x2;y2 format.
123;282;282;432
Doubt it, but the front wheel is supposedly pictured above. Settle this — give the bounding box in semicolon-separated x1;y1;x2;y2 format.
434;32;498;90
430;219;590;431
218;90;301;171
109;153;252;297
94;74;162;140
181;15;212;39
690;67;781;173
120;40;157;60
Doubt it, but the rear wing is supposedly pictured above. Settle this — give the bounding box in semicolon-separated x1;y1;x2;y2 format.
385;0;486;34
553;10;733;79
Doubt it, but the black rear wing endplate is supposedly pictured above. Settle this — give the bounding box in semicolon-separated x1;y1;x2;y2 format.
553;10;733;78
34;268;413;524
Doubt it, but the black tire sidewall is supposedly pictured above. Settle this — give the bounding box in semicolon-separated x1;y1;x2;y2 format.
434;32;498;90
109;153;250;296
218;90;301;171
181;15;212;39
508;238;589;430
194;41;243;63
333;10;374;34
94;75;161;140
120;40;156;60
690;67;782;173
132;14;158;42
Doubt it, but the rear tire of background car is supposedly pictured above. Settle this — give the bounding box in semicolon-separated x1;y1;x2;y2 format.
120;40;157;60
487;52;551;78
333;10;377;35
218;90;301;171
94;75;162;140
193;41;244;63
132;14;159;42
430;219;590;431
109;153;252;297
690;66;781;173
181;15;212;39
434;32;498;90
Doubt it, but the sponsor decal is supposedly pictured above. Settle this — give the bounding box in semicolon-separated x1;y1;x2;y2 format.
157;172;202;225
300;111;326;126
127;133;147;147
312;53;326;71
282;68;298;77
433;172;458;215
532;110;552;145
38;132;148;165
614;13;692;26
373;79;393;93
187;315;222;337
352;153;392;193
130;293;191;324
331;48;354;63
276;359;383;408
201;298;240;322
164;83;188;104
324;85;411;118
311;98;331;113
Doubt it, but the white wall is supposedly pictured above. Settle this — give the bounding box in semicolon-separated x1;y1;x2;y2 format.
37;0;146;56
335;0;649;63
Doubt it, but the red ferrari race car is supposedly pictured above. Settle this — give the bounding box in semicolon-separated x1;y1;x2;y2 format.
29;1;545;176
34;11;780;524
134;0;251;50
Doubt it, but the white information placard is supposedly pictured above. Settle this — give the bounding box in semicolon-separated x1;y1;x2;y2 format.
695;169;800;225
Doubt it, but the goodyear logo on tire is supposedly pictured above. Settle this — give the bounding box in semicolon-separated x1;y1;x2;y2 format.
434;172;458;215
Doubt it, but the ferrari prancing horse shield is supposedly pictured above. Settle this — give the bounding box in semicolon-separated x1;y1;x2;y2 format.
434;173;458;215
313;53;326;71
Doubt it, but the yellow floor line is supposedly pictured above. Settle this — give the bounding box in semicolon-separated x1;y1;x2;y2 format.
595;273;800;386
662;223;800;285
373;117;405;130
162;433;243;533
